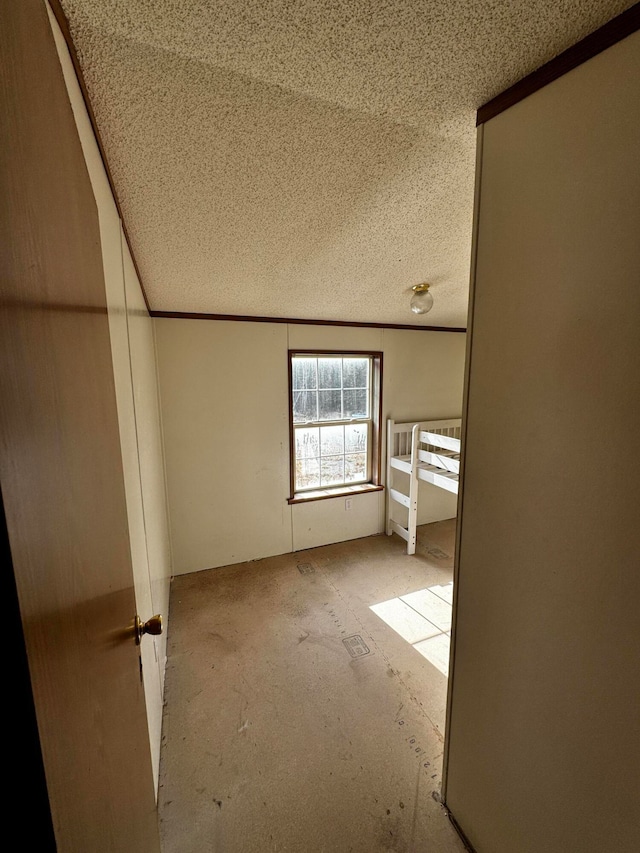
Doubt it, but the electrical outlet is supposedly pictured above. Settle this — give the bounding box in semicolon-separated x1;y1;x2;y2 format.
345;498;353;511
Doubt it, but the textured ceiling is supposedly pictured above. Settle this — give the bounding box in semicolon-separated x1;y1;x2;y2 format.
60;0;633;326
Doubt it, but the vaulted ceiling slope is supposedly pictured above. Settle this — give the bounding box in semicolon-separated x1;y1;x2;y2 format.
59;1;633;327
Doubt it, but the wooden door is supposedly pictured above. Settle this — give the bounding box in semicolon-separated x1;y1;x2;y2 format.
0;2;161;850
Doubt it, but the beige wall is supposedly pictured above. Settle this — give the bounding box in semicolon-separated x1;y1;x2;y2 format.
445;31;640;853
48;4;172;795
155;320;466;573
155;319;293;572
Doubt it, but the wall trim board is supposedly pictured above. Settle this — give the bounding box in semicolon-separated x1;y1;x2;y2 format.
446;810;478;853
442;124;484;798
477;3;640;125
47;0;151;314
151;311;466;333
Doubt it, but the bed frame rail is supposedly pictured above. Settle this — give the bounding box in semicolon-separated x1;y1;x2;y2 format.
386;418;462;554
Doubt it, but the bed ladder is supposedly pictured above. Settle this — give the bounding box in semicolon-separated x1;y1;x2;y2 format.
386;418;420;555
386;418;462;555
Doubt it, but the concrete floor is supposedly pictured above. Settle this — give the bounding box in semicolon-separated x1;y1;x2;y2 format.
158;520;466;853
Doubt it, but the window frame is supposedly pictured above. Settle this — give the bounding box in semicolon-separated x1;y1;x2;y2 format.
287;350;383;504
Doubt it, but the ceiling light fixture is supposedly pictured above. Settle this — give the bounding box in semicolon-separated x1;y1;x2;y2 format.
410;283;434;315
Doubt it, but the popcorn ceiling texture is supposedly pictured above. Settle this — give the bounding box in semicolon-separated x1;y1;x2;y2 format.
60;1;632;326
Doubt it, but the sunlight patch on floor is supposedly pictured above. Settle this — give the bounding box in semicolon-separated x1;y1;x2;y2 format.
370;582;453;676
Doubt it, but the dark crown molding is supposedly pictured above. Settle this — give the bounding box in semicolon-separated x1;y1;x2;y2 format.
477;4;640;125
150;311;466;333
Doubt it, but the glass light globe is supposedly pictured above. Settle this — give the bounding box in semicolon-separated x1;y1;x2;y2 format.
410;284;434;314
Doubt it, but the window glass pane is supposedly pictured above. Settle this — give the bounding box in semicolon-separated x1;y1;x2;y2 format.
320;425;344;456
345;423;368;453
345;453;367;482
292;358;317;390
292;390;317;423
342;358;369;388
318;389;342;421
343;388;369;419
317;358;341;390
292;353;377;492
321;456;344;486
295;427;320;459
296;456;320;490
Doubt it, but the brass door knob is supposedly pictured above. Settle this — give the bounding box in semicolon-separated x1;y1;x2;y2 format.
135;614;163;645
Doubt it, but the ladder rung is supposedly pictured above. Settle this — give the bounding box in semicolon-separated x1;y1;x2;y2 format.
389;520;410;542
389;488;410;508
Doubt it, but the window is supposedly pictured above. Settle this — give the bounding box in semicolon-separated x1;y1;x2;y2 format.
288;351;383;503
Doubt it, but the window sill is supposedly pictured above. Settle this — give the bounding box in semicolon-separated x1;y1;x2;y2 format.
288;483;384;505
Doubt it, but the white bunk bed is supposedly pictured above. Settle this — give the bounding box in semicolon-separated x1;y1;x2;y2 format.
386;418;462;555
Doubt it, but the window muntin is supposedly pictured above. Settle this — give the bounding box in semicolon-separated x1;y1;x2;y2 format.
291;355;372;492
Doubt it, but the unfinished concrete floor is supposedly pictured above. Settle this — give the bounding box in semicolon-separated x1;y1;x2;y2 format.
158;519;465;853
